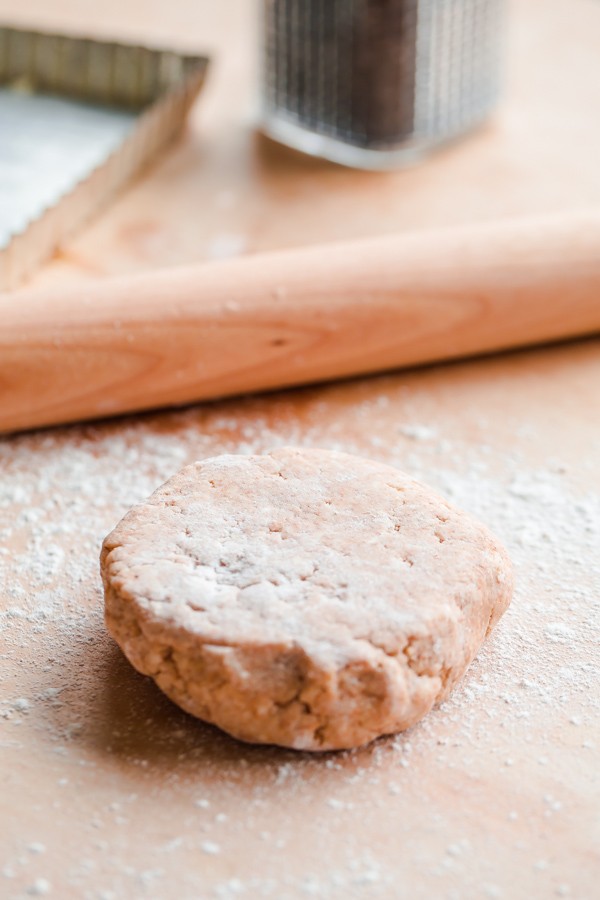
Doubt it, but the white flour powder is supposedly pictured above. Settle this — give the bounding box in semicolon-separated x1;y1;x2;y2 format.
0;378;598;899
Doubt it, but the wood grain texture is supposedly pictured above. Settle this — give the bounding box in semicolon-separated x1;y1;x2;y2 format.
2;210;600;432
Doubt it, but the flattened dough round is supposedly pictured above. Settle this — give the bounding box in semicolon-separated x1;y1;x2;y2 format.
101;448;513;751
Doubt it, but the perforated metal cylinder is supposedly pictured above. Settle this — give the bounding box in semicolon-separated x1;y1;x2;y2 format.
261;0;505;169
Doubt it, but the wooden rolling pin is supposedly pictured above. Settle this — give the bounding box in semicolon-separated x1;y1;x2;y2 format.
1;210;600;433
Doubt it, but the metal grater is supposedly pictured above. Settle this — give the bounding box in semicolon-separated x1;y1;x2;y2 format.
261;0;505;169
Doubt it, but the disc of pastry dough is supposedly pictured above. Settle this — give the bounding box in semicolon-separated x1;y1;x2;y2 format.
101;447;512;751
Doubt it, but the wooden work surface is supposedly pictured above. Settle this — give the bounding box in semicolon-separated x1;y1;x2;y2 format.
1;1;599;898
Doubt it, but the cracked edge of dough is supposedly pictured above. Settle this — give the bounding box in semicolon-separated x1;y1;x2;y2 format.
99;454;514;752
101;549;512;751
103;578;444;751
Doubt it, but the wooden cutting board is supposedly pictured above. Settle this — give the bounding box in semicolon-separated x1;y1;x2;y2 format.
0;1;598;898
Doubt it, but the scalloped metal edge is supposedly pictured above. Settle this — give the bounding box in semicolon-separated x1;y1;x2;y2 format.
0;24;209;290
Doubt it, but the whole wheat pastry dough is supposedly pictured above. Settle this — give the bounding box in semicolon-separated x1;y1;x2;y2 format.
101;448;512;751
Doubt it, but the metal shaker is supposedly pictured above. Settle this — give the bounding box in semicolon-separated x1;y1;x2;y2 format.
261;0;505;169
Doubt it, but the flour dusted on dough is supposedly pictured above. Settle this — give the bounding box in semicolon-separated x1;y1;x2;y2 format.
101;447;513;751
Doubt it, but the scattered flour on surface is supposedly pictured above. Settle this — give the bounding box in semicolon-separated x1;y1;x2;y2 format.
0;391;598;899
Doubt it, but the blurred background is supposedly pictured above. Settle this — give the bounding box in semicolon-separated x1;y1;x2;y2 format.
1;0;600;291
